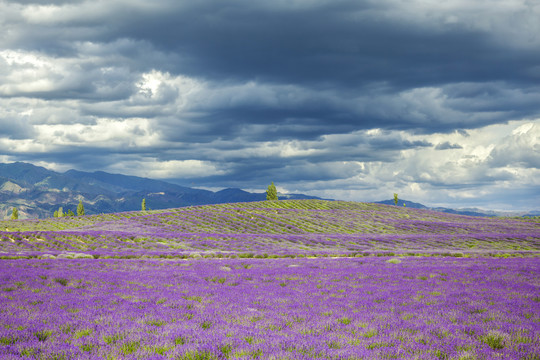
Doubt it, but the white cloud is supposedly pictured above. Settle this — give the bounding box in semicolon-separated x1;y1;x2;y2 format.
0;50;65;95
106;159;227;179
33;118;160;148
21;1;145;25
488;121;540;168
268;119;538;211
0;138;48;153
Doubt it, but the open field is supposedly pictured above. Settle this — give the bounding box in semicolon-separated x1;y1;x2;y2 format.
0;200;538;359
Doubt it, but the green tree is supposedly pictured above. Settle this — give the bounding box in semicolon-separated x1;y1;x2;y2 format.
141;198;146;211
266;182;278;201
77;200;85;216
11;207;18;220
394;193;398;206
58;207;64;218
67;209;75;217
53;210;58;218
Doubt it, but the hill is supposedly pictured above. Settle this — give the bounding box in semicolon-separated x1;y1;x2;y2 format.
0;162;322;219
1;199;538;259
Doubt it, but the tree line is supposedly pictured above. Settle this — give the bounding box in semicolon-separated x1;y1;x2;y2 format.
52;200;85;218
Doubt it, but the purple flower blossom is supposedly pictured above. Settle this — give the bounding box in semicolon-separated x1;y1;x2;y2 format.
0;257;538;359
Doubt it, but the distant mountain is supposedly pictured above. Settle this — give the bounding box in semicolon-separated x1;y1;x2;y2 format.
375;199;537;218
0;162;324;219
376;199;429;210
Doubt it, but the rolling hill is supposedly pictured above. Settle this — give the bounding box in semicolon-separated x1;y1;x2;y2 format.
1;199;538;259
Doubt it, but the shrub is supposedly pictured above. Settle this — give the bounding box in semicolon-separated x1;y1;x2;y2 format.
482;331;507;350
54;278;69;286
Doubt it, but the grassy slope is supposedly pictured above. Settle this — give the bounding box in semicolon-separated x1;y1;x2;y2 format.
0;200;539;258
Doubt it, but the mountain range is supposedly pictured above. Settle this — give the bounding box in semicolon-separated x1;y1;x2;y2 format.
1;162;537;219
0;162;324;219
374;200;539;218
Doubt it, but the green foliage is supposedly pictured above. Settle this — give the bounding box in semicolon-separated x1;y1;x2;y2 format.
266;182;278;201
20;348;37;357
141;198;146;211
67;209;75;217
220;344;232;358
482;331;506;350
54;278;69;286
74;329;92;339
201;320;212;329
362;329;378;338
58;207;64;218
120;341;140;355
179;351;216;360
34;330;52;342
11;207;18;220
174;336;187;345
0;336;18;345
152;345;172;355
77;200;85;216
394;193;398;206
80;343;96;353
103;333;124;345
53;210;58;218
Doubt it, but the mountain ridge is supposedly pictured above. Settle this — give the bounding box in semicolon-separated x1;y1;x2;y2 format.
0;162;324;219
375;199;540;218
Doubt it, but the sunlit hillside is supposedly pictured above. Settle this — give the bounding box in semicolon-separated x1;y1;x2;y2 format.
1;200;538;259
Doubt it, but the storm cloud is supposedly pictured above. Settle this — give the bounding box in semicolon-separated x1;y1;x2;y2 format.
0;0;539;210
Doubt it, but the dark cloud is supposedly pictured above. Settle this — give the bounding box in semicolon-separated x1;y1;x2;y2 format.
116;2;536;88
0;0;538;210
3;1;539;132
435;142;463;150
0;118;35;139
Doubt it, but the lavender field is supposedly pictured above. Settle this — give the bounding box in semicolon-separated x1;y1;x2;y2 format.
0;200;539;359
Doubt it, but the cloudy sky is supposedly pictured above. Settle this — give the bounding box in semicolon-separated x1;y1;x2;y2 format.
1;0;539;210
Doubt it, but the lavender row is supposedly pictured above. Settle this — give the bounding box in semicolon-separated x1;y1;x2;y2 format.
1;230;539;258
2;201;538;236
77;207;539;236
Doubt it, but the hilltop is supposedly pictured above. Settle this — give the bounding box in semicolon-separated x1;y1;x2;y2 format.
1;199;538;259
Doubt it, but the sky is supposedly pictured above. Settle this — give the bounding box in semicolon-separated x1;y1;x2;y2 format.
0;0;539;211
